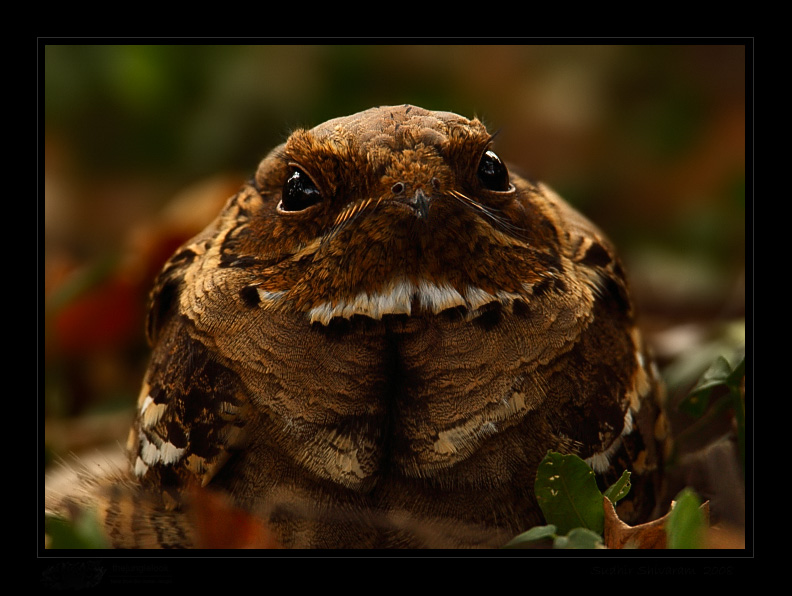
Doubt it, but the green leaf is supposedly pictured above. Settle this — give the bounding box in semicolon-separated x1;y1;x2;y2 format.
726;356;745;386
504;524;606;550
502;525;557;549
555;528;606;549
603;470;631;504
45;510;109;549
666;488;705;549
680;352;745;418
534;451;605;535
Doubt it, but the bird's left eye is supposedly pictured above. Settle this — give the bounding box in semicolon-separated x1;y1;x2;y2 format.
280;168;323;212
477;150;510;192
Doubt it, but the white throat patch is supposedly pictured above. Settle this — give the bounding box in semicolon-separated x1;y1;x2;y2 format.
304;278;527;325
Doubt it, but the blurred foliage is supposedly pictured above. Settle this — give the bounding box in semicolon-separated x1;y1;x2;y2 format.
45;510;109;549
42;43;747;463
666;488;707;549
504;524;606;549
674;343;746;479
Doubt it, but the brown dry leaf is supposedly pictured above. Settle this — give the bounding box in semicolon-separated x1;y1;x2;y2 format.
603;497;711;549
188;487;280;549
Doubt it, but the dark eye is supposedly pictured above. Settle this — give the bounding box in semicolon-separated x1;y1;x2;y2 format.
477;150;510;191
280;168;322;212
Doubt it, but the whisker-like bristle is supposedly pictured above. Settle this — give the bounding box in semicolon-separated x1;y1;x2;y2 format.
320;189;528;261
447;190;528;240
320;196;378;255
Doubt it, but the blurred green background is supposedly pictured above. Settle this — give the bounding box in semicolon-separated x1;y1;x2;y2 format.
43;43;747;459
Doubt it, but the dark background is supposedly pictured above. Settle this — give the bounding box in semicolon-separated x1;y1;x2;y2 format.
42;43;747;481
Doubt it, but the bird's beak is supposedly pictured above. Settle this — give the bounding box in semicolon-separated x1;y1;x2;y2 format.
408;189;431;219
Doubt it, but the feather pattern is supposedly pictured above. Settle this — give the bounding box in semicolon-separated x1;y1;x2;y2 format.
48;105;666;549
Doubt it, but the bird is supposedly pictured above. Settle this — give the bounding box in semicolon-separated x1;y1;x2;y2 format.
47;104;667;549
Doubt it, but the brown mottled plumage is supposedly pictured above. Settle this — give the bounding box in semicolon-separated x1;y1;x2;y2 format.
48;105;666;548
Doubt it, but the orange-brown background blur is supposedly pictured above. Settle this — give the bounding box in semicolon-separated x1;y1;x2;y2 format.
43;43;747;463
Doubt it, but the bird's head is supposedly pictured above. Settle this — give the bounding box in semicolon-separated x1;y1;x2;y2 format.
226;104;568;325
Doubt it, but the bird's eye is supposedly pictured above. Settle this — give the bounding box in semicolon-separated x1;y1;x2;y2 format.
280;168;323;212
477;150;510;192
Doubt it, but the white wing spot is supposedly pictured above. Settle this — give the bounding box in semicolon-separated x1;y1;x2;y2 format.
159;441;186;465
134;456;149;477
584;410;635;473
140;435;160;466
140;395;154;415
138;432;186;466
141;401;167;429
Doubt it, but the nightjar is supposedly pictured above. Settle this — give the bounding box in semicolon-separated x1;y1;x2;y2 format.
48;105;666;549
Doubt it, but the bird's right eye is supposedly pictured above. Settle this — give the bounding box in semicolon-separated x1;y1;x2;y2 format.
279;168;323;212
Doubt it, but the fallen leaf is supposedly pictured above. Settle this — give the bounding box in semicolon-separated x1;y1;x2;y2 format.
603;497;711;549
188;488;280;549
